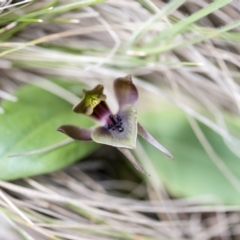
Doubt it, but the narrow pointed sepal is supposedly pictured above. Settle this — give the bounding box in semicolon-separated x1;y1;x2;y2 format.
91;104;137;148
137;123;173;159
118;148;149;176
114;75;138;109
73;85;106;115
57;125;93;141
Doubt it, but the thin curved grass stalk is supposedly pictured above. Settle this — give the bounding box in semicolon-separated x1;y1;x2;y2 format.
8;138;73;158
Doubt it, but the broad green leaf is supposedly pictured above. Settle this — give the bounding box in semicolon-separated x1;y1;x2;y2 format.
0;82;98;180
138;105;240;205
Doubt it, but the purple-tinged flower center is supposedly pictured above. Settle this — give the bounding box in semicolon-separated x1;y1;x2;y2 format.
106;115;124;132
90;101;110;122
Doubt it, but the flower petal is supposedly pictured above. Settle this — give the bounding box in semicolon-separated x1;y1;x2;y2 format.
114;75;138;108
91;104;137;148
117;148;149;175
137;123;173;159
57;125;93;141
73;85;106;115
90;101;111;122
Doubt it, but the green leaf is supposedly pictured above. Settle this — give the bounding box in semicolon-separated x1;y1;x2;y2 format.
0;82;98;181
139;105;240;205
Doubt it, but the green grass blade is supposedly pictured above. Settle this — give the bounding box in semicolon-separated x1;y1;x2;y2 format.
133;20;240;56
128;0;186;47
146;0;232;47
17;0;105;19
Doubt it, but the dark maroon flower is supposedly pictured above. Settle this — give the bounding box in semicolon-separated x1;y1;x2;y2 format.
58;75;173;175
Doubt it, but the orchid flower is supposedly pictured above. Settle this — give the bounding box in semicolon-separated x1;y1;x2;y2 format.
57;75;173;175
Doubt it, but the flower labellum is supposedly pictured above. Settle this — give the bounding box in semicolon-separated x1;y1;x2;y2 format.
58;75;173;175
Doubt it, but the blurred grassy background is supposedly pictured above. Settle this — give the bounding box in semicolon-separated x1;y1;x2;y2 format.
0;0;240;239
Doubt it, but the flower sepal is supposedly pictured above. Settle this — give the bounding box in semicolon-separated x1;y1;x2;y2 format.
137;123;173;159
57;125;93;142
